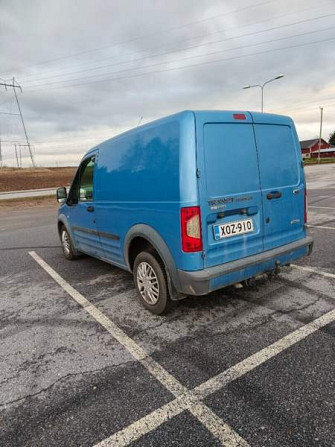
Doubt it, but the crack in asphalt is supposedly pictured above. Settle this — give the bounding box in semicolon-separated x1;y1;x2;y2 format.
0;359;136;409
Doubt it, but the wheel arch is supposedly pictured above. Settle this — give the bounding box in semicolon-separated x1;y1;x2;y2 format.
124;224;183;300
57;216;80;256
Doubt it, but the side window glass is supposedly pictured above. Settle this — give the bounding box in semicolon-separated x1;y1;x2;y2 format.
79;157;95;201
68;168;81;203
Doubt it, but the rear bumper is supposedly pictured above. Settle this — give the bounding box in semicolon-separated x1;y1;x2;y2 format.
176;236;313;296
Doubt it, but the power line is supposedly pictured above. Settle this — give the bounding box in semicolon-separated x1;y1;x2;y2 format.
0;111;20;116
0;0;276;78
19;96;335;152
25;29;335;92
19;4;335;85
273;97;335;114
21;12;335;88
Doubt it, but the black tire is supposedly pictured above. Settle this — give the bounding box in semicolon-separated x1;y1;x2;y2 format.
60;226;78;260
133;251;171;315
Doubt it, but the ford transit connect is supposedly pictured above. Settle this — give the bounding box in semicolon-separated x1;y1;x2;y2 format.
57;110;313;314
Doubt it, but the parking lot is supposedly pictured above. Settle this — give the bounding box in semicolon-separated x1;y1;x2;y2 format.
0;163;335;447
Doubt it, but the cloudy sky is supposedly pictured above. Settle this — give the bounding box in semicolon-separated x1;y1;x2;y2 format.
0;0;334;166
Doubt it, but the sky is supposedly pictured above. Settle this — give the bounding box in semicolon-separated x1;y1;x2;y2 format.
0;0;334;167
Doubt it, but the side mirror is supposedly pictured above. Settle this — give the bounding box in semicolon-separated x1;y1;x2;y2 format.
57;187;67;203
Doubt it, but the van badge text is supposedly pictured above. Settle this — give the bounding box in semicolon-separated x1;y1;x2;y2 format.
209;195;253;210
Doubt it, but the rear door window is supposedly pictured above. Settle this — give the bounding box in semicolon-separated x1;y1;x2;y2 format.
254;124;299;188
204;123;261;197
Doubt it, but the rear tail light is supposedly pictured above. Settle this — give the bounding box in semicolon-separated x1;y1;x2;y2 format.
304;188;307;224
181;206;203;252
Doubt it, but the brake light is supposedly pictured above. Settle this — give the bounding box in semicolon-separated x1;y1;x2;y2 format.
304;188;307;224
233;114;246;120
181;206;203;252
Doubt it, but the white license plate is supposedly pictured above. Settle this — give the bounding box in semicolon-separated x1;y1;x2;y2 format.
214;219;254;240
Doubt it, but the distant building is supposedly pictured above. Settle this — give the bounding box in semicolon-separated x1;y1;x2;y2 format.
300;138;335;158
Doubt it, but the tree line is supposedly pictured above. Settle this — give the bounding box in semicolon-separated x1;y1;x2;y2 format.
329;131;335;146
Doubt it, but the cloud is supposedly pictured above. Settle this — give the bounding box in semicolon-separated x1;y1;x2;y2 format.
0;0;335;166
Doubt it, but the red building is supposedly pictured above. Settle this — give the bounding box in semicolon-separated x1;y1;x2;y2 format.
300;139;335;158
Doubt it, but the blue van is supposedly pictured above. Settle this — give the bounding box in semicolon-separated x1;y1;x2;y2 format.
57;111;313;314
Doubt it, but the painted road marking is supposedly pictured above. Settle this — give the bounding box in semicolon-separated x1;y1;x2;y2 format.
95;394;245;447
193;304;335;399
96;398;186;447
98;264;335;447
309;195;333;199
29;251;248;447
308;224;335;230
30;251;335;447
292;264;335;280
309;206;335;210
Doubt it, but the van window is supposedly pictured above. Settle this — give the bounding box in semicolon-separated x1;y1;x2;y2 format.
79;157;95;201
204;123;261;197
69;156;95;203
254;124;299;188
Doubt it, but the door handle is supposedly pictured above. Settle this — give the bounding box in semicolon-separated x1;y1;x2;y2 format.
266;191;282;200
86;205;95;212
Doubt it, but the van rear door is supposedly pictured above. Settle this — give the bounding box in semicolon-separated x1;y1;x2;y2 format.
251;114;305;251
195;112;264;269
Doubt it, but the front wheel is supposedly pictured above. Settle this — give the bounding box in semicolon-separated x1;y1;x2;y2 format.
133;251;171;314
60;227;78;260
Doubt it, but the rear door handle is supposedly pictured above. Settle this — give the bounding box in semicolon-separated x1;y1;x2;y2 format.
266;191;282;200
86;205;95;212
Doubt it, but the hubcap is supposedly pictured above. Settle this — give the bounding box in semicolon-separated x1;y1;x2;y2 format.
61;230;71;255
136;261;159;305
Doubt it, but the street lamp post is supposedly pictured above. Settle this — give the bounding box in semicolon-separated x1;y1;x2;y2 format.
318;106;324;164
242;74;284;112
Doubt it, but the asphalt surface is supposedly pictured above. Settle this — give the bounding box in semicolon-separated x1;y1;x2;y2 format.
0;163;335;446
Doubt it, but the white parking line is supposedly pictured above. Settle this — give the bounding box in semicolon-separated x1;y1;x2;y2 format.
96;398;186;447
292;264;335;280
309;195;333;199
30;251;335;447
194;304;335;399
97;264;335;447
309;206;335;210
29;251;248;447
308;224;335;230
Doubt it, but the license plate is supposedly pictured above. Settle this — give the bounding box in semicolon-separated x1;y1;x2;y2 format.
214;219;254;240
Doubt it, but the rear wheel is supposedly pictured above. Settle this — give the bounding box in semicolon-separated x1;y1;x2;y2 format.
60;226;77;260
133;251;171;314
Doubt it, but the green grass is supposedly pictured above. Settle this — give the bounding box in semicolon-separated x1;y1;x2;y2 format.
303;157;335;165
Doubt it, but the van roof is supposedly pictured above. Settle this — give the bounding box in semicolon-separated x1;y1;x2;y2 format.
85;110;293;156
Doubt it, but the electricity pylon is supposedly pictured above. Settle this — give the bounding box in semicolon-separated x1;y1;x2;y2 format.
0;78;35;167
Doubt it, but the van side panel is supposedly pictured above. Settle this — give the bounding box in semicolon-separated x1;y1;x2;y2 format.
97;122;179;202
94;112;202;271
